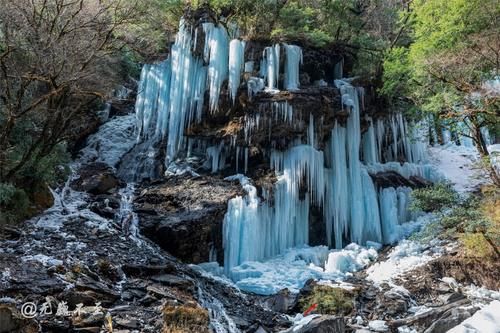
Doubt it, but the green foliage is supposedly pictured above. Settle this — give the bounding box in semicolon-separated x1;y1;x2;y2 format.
299;285;354;315
0;183;30;225
0;183;18;206
411;188;499;259
439;201;486;230
19;144;71;185
381;0;499;165
380;47;410;99
115;0;186;61
410;183;459;213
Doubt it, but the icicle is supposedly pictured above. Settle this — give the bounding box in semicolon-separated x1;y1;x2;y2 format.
228;39;245;104
203;23;229;112
259;58;267;78
264;44;280;90
223;176;263;277
134;18;208;165
283;44;302;90
155;60;173;139
362;117;378;164
235;146;240;172
308;113;315;147
375;118;385;162
165;19;207;164
206;142;226;173
325;122;349;248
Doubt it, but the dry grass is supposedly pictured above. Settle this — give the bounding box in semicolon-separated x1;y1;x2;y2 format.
162;302;210;333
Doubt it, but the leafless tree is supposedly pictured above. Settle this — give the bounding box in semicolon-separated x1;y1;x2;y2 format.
0;0;143;181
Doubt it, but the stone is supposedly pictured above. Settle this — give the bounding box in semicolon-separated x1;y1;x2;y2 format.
0;304;26;333
71;163;120;195
292;315;345;333
438;292;465;304
423;307;476;333
151;274;193;288
264;289;297;313
384;298;408;316
115;318;140;329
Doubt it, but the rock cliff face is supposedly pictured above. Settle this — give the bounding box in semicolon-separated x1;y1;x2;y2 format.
136;175;242;264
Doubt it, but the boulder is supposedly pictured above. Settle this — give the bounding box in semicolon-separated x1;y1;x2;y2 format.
423;307;476;333
71;163;120;195
293;316;345;333
264;289;298;313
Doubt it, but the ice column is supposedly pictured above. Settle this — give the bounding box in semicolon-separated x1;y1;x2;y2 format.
362;117;378;164
228;39;245;104
284;44;303;90
135;19;208;165
264;44;280;90
203;23;229;112
166;20;207;163
324;122;349;248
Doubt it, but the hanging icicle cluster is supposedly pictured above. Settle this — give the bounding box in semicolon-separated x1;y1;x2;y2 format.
134;16;305;167
223;79;439;275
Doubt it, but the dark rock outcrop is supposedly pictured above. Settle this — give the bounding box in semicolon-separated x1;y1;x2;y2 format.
370;171;431;189
135;175;242;264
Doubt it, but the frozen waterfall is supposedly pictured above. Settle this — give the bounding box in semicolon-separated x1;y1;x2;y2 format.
223;79;438;276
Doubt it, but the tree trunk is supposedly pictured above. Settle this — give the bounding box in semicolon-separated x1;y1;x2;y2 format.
472;123;500;186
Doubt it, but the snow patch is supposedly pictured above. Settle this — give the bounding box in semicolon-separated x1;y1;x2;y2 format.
428;144;488;192
366;239;444;285
369;320;389;332
447;300;500;333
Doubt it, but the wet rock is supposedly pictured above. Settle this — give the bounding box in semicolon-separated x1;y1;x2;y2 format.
71;163;120;195
115;318;141;329
59;290;101;308
31;181;55;210
379;288;411;316
39;319;71;332
116;140;165;182
292;315;345;333
72;327;101;333
0;226;21;241
72;311;105;328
